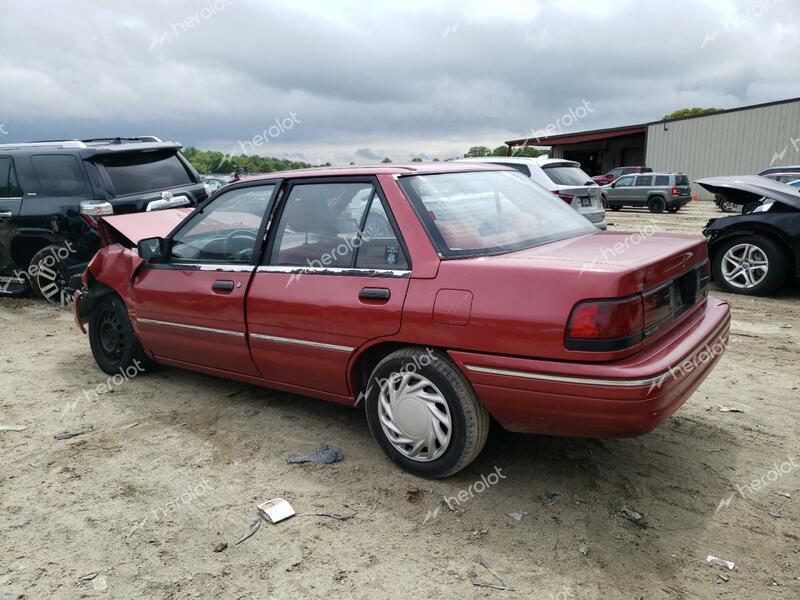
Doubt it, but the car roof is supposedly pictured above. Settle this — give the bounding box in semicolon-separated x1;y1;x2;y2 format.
237;162;512;182
456;156;576;167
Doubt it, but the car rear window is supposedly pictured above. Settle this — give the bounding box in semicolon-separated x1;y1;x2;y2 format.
399;170;595;258
675;175;689;186
654;175;669;185
31;154;87;196
541;164;593;186
96;151;194;196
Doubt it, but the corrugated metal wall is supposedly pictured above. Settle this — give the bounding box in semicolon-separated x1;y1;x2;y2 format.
645;100;800;198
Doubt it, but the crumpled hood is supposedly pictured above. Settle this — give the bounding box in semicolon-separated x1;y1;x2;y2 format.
99;207;193;246
696;175;800;210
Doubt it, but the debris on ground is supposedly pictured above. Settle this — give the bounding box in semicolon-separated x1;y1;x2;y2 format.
469;554;514;591
578;542;590;556
287;445;343;465
718;405;743;413
92;576;108;592
242;408;259;417
53;428;91;440
769;511;781;519
0;424;27;432
406;484;422;502
78;572;98;581
307;511;358;521
122;422;139;429
542;491;561;501
234;519;261;545
706;555;735;570
258;498;296;523
718;573;730;583
778;492;791;498
619;505;647;528
213;542;227;553
507;510;528;521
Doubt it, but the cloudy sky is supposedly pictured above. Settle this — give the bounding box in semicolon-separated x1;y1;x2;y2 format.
1;0;798;164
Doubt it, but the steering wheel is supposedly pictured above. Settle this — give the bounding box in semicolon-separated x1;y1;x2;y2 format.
222;229;258;261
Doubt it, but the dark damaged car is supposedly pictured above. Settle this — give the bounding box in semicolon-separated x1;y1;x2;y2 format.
699;176;800;295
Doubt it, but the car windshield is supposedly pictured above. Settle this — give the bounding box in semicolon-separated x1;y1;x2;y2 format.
541;164;594;186
398;170;596;258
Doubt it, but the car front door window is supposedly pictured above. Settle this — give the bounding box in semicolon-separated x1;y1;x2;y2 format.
171;184;274;264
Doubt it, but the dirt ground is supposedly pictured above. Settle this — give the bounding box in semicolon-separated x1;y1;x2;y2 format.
1;201;799;600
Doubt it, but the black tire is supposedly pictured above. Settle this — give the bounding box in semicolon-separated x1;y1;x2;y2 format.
29;245;73;308
742;201;761;215
364;347;489;478
609;205;621;211
711;234;787;296
648;196;666;213
88;294;151;375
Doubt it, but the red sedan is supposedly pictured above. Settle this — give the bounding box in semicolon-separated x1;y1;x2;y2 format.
74;163;730;477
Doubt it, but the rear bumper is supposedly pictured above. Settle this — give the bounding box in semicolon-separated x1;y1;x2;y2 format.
449;297;730;437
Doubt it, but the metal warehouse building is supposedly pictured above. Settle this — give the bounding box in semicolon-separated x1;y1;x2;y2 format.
506;97;800;198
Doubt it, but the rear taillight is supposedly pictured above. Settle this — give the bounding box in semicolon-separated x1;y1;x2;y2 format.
80;201;113;230
671;186;679;196
552;190;574;204
566;296;644;350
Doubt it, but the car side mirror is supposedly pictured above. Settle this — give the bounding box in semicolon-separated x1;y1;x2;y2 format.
137;236;168;262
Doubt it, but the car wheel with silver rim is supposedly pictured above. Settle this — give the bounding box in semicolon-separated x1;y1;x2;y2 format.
365;347;489;478
29;244;74;308
712;235;787;296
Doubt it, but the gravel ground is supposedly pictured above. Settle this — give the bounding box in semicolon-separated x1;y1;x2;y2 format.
1;200;799;599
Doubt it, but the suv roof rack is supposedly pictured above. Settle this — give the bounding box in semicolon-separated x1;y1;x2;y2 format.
81;136;163;145
0;140;88;150
0;136;165;151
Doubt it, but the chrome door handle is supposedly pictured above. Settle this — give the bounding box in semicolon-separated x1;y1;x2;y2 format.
0;211;13;219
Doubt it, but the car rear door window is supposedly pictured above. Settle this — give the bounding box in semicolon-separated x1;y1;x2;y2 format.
635;175;653;186
31;154;86;196
654;175;669;186
170;184;274;264
356;196;408;270
0;157;22;197
97;151;194;196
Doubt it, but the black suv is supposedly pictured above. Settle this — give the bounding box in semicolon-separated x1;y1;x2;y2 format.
0;137;207;306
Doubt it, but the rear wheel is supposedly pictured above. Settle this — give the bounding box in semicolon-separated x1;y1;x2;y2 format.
712;235;787;295
88;294;151;375
648;196;666;213
29;245;73;308
364;347;489;478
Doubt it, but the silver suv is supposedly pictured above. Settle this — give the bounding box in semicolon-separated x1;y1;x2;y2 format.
456;157;607;229
602;172;692;213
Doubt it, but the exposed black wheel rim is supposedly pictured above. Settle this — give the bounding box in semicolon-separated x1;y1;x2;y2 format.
97;306;126;362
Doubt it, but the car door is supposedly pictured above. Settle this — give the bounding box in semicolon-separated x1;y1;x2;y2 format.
0;157;23;276
608;174;635;204
633;175;653;205
132;182;278;375
246;178;411;399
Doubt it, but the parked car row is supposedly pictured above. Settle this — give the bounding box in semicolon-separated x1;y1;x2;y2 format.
0;137;207;306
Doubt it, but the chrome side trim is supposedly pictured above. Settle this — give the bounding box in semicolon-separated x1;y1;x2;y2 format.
464;364;667;387
137;318;245;337
256;265;410;278
249;332;353;352
169;263;255;273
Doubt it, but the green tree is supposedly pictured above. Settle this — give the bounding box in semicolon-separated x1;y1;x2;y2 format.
182;146;313;174
382;157;392;163
411;157;423;162
491;145;509;156
464;145;491;158
663;107;723;120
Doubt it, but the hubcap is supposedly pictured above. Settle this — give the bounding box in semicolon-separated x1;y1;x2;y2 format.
98;308;125;360
377;372;452;462
721;243;769;289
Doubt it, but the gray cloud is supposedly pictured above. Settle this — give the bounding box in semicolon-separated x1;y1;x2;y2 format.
1;0;799;164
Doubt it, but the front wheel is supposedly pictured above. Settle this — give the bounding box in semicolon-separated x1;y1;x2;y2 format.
88;294;151;375
364;347;489;478
712;235;787;295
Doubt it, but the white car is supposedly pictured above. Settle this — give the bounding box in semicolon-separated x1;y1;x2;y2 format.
456;156;607;229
